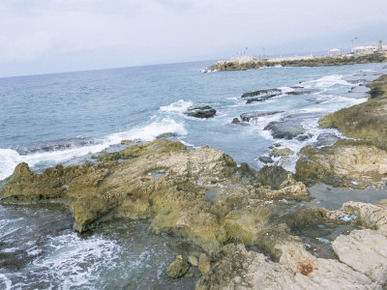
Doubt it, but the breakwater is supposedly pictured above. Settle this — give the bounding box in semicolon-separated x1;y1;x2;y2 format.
205;52;387;72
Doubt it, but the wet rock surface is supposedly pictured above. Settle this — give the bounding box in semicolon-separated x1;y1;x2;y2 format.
241;88;282;104
185;105;217;118
264;113;314;140
239;111;283;122
319;74;387;149
296;139;387;189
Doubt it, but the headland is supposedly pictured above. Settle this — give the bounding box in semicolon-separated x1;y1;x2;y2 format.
204;52;387;72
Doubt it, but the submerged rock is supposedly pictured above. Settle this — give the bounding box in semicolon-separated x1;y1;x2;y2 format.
264;113;315;140
240;111;283;122
185;105;216;118
241;89;282;105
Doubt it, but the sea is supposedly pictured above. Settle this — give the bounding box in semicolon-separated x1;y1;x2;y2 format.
1;60;387;289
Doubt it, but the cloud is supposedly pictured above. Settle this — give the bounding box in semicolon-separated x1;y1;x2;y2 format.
0;32;57;62
0;0;386;76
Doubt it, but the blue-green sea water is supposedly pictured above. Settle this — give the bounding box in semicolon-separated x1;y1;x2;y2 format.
1;61;387;288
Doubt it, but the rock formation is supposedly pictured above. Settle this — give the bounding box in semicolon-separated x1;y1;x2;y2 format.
297;74;387;189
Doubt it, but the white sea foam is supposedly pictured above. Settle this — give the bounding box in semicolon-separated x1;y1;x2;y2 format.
159;99;192;114
108;117;187;142
0;274;12;289
278;86;294;94
31;233;119;288
306;74;352;88
0;148;22;180
0;117;187;180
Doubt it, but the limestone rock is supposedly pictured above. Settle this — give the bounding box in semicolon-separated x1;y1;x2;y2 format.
340;201;387;233
198;253;211;275
188;255;199;267
319;75;387;149
296;140;387;188
196;243;377;289
222;207;273;244
166;255;190;278
332;229;387;284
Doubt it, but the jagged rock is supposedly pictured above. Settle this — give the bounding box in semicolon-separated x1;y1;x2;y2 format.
0;139;310;253
198;254;211;275
338;201;387;233
185;105;216;118
269;147;294;158
332;229;387;284
231;117;240;124
240;111;283;122
296;139;387;188
319;75;387;149
241;89;282;104
255;165;289;190
258;156;274;164
241;88;282;99
264;114;312;140
196;243;377;289
166;255;190;278
222;207;273;244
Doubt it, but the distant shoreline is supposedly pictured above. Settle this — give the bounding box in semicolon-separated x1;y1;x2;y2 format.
204;52;387;72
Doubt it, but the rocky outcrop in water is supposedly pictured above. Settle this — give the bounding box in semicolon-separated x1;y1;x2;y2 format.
296;139;387;188
185;105;216;118
319;75;387;149
297;75;387;189
0;139;309;252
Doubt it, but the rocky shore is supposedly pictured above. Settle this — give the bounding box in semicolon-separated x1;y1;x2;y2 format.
1;75;387;288
205;52;387;72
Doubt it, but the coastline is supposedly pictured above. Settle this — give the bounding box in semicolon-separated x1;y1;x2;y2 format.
1;74;387;288
205;52;387;72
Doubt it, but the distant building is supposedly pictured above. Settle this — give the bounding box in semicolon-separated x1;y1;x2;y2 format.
351;45;379;54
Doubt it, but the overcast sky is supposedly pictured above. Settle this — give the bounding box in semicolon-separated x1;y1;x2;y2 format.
0;0;386;77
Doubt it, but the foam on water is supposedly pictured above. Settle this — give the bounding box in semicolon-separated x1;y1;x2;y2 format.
159;99;193;113
304;74;352;88
0;116;187;180
108;117;187;142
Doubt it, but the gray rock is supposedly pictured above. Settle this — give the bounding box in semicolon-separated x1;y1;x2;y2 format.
185;105;216;118
240;111;283;122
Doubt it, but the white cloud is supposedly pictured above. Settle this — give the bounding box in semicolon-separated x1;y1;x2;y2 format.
0;0;386;76
0;32;57;62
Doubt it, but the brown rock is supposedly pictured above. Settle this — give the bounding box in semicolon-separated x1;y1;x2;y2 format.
166;255;190;278
198;253;211;275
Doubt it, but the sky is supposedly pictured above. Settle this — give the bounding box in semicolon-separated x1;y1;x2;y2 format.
0;0;386;77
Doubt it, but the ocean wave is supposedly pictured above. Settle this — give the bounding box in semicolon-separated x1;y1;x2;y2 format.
108;117;187;142
305;74;352;88
159;99;193;114
0;117;187;180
